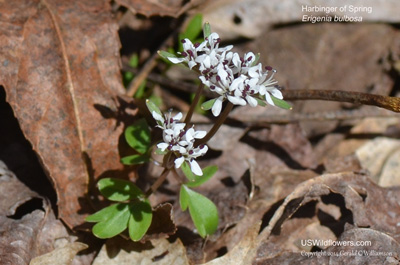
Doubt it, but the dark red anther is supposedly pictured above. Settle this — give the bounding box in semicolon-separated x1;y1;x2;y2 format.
216;75;221;82
265;66;273;71
210;85;216;90
247;56;253;61
181;39;186;43
189;150;194;155
200;144;205;149
194;43;200;48
181;52;188;57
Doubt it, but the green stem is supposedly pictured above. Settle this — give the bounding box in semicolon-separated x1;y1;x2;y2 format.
196;102;234;146
184;83;204;128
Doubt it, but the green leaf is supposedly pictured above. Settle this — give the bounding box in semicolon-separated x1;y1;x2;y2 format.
158;50;178;60
179;185;189;211
185;166;218;188
98;178;144;202
87;203;130;239
201;98;216;111
125;118;151;154
146;99;163;121
121;154;150;165
255;97;267;107
180;185;219;237
181;161;196;182
128;200;153;241
182;14;203;41
203;22;212;39
271;96;292;110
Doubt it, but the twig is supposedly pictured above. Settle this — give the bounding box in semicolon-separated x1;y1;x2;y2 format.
125;24;183;97
282;90;400;113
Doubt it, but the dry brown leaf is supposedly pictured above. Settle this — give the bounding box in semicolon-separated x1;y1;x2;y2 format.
255;172;400;263
0;162;85;265
92;237;189;265
116;0;201;17
202;0;400;40
202;222;260;265
355;137;400;186
0;0;134;228
248;23;397;137
30;242;88;265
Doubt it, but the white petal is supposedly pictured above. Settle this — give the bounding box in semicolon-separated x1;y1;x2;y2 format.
194;130;207;139
189;160;203;176
230;76;244;92
152;111;164;123
265;92;274;106
174;157;185;168
173;112;183;121
185;128;195;142
157;142;169;151
228;95;247;106
212;97;223;116
248;64;260;78
271;89;283;99
246;95;258;107
168;57;186;64
188;61;197;69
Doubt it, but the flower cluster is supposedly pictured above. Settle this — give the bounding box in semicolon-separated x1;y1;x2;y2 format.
166;32;283;116
152;110;208;176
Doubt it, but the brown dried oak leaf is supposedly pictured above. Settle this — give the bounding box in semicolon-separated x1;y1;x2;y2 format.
0;0;135;228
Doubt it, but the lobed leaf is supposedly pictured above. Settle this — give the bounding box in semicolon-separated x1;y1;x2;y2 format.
87;203;130;239
121;154;150;165
97;178;144;202
180;185;219;237
185;166;218;188
125;118;151;154
128;200;153;241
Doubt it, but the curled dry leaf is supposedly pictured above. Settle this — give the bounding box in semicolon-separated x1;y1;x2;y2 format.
254;171;400;263
30;242;88;265
356;137;400;186
0;161;83;264
0;0;134;227
92;237;189;265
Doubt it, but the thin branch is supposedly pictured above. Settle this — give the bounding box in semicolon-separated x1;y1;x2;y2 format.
283;89;400;113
